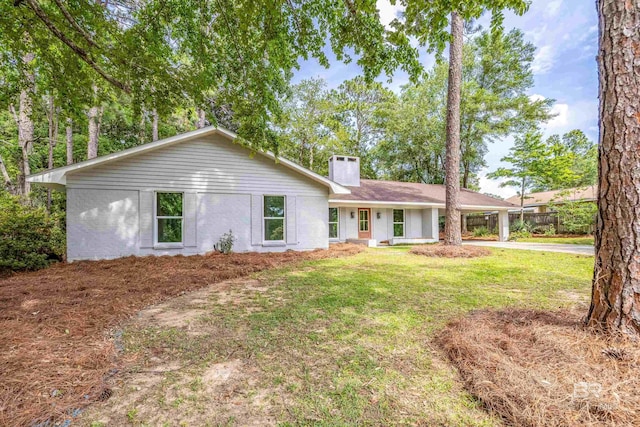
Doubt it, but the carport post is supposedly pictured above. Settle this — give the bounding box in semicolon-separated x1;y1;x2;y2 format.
498;210;510;242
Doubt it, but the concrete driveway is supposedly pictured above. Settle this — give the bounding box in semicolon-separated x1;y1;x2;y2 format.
463;241;594;256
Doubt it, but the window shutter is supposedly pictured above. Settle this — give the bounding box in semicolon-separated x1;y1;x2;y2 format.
286;196;297;244
339;207;347;240
139;190;154;248
184;192;197;247
251;195;262;245
387;209;393;238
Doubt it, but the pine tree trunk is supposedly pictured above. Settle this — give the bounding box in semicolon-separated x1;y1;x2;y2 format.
47;95;58;209
444;12;464;246
197;109;206;128
88;105;100;159
66;118;73;165
585;0;640;336
87;86;101;159
152;109;159;141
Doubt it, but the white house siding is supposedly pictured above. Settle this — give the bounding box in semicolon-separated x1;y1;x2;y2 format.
67;189;141;260
373;209;388;241
65;134;330;260
334;207;439;243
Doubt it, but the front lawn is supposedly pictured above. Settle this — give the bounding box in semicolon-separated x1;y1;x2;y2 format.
0;244;362;427
82;247;593;426
517;236;594;245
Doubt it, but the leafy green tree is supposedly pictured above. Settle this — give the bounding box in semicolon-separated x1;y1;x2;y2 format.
329;77;397;178
375;64;448;184
487;129;550;220
276;78;337;174
534;130;597;191
460;28;553;189
402;0;530;246
3;0;421;147
376;27;551;189
548;192;597;234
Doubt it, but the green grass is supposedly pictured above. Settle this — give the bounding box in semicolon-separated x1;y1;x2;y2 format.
518;236;594;245
113;247;593;426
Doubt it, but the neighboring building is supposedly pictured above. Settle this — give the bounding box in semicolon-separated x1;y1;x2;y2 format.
28;126;515;261
506;186;597;213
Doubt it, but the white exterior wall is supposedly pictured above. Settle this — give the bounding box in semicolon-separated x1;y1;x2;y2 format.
373;209;389;241
333;206;440;244
65;135;330;261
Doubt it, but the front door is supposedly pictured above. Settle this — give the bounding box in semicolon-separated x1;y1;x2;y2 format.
358;208;371;239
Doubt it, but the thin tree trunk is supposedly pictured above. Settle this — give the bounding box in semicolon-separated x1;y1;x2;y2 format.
46;95;58;209
87;86;101;159
66;118;73;165
0;154;12;190
138;111;146;142
9;52;36;197
88;106;100;159
152;109;159;141
444;11;464;246
520;177;525;223
585;0;640;336
197;109;206;128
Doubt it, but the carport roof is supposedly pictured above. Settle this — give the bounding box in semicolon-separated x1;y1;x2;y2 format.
330;179;517;210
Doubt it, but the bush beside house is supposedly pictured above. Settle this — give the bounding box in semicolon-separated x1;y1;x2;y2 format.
0;192;65;274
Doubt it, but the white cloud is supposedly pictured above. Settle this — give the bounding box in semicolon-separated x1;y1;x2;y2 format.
376;0;403;29
547;103;570;129
532;45;555;74
545;0;563;18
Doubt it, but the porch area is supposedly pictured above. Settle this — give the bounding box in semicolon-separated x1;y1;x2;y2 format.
330;205;510;247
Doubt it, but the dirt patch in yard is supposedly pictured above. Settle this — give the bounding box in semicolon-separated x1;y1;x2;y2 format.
0;244;363;426
410;244;490;258
436;308;640;426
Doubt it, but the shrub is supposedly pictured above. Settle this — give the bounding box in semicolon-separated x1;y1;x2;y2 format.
544;224;556;236
0;192;65;274
508;230;532;241
473;226;491;237
553;201;597;234
510;219;532;233
215;229;236;254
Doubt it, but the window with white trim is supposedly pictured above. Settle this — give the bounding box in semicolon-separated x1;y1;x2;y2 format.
264;195;286;241
393;209;405;237
328;207;339;239
156;192;183;244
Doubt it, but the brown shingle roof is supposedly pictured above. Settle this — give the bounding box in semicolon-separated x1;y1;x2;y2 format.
505;185;597;206
331;179;516;209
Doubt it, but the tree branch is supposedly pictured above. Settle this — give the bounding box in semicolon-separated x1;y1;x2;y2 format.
52;0;101;49
24;0;130;93
8;104;18;126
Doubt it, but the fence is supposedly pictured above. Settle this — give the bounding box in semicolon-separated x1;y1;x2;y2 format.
465;212;593;234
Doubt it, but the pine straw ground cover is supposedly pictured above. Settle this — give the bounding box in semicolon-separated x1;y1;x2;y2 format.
437;308;640;427
0;244;363;426
410;244;491;258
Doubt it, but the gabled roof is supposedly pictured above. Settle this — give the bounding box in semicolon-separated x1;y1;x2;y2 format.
330;179;516;210
27;126;350;195
505;185;597;207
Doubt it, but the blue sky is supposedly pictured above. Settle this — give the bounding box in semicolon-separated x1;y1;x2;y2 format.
292;0;599;198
